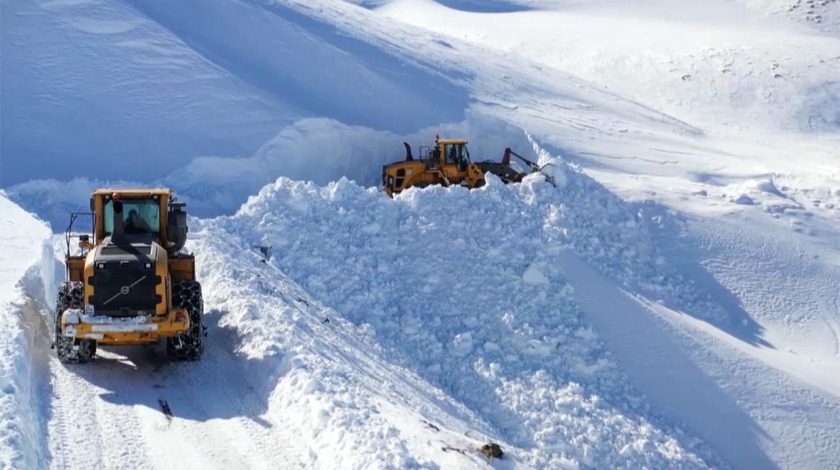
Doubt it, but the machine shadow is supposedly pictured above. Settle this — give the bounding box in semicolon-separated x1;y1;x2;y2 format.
64;309;282;427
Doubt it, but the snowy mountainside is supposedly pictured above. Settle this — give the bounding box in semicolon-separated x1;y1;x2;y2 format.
7;0;838;224
2;0;839;468
372;0;840;133
0;0;465;186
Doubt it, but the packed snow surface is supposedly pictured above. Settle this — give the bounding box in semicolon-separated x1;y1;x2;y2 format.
2;0;839;468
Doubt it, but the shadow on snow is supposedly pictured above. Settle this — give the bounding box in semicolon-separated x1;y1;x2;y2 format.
64;309;277;427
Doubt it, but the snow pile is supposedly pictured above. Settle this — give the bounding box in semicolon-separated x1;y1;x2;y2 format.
7;113;536;227
0;193;55;469
165;119;402;216
208;165;724;467
190;224;512;469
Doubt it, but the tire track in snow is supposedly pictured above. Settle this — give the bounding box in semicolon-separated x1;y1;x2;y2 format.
86;350;158;470
147;358;249;470
150;337;303;470
49;349;158;470
45;337;306;470
48;360;109;470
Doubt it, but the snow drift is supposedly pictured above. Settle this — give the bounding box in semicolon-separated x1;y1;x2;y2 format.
0;193;56;470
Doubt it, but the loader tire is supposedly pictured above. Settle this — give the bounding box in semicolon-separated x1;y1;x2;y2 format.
166;280;204;361
55;281;96;363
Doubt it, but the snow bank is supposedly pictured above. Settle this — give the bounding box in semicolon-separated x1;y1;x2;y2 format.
190;225;509;469
169;113;536;216
210;154;724;467
0;193;56;469
7;112;537;226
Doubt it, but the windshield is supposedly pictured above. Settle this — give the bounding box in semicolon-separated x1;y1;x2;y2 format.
104;199;161;234
443;143;470;165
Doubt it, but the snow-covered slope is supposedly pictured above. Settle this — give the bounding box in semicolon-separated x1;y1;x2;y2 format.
2;0;839;468
0;0;465;186
374;0;840;132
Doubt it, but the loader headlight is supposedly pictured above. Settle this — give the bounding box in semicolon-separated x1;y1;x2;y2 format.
144;262;152;269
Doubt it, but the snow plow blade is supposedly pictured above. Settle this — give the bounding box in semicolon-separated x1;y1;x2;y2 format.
59;307;190;345
494;147;556;187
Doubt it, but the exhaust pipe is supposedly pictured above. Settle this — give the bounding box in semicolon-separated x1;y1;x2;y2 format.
111;198;127;245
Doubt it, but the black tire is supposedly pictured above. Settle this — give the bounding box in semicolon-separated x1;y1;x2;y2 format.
55;281;96;363
166;280;204;361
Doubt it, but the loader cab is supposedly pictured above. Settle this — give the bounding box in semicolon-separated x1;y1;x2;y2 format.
435;138;470;175
441;141;471;172
89;189;187;254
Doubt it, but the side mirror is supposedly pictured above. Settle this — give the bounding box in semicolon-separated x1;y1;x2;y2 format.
167;202;188;253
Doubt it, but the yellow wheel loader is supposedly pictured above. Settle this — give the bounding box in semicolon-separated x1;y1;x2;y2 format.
54;188;204;363
381;136;551;197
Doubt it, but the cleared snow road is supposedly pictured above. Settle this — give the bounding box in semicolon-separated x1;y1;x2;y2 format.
45;312;306;470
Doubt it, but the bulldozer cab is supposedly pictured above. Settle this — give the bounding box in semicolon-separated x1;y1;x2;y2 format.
382;137;485;197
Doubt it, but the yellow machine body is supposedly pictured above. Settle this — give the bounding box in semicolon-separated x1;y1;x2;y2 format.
382;138;487;197
61;188;195;345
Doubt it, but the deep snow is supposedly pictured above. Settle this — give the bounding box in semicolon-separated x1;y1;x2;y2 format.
2;0;839;468
0;193;54;470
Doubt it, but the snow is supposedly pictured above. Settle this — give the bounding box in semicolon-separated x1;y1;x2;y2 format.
0;193;55;470
2;0;840;468
0;0;465;186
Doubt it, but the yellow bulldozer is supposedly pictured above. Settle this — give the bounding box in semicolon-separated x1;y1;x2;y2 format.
54;188;204;363
381;136;550;197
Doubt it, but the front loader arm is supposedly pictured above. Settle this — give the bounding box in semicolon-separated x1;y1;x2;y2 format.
502;148;540;173
501;148;556;187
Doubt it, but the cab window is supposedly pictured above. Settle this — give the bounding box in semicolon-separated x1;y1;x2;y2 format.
103;199;161;234
444;144;470;165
